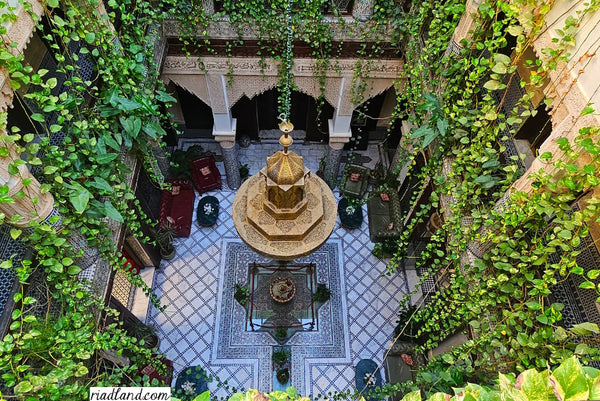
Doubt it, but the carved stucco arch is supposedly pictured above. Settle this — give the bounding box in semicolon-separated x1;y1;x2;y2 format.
163;75;212;111
355;80;395;108
338;78;397;116
227;75;338;111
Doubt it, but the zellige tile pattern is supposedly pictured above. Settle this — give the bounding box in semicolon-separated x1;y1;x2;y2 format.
146;143;408;399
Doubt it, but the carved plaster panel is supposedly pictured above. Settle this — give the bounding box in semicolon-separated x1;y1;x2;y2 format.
227;75;279;108
162;56;403;79
164;74;211;108
205;73;228;113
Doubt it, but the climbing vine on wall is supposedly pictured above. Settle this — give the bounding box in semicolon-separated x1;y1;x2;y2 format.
0;0;180;398
372;0;600;395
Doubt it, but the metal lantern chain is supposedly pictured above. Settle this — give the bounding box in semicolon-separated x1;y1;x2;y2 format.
281;0;294;122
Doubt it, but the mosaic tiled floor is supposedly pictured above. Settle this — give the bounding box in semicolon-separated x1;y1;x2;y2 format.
146;142;408;398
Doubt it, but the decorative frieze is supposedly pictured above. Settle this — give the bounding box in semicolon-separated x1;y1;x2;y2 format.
162;56;403;79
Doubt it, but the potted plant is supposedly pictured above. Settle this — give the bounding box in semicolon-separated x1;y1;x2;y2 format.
312;283;331;303
234;283;250;306
155;220;176;260
130;321;159;349
272;348;289;366
276;368;289;385
274;327;287;342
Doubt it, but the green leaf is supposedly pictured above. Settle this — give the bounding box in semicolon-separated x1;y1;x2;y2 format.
550;356;589;401
484;80;506;91
67;265;82;275
142;121;167;139
499;374;527;401
558;230;572;240
103;201;123;223
507;25;524;36
581;105;595;116
155;90;177;103
50;263;63;273
495;261;514;271
44;166;58;175
400;390;421;401
95;153;119;164
428;393;450;401
46;0;59;7
88;177;113;192
84;32;96;44
516;369;552;401
579;281;595;290
436;118;448;137
285;387;297;398
575;344;589;355
117;97;141;111
15;380;33;393
492;63;507;74
526;301;542;310
587;269;600;280
67;182;91;213
10;229;21;240
193;391;210;401
102;133;121;151
493;53;512;65
31;113;45;122
586;368;600;400
570;322;600;336
411;125;434;139
500;283;515;293
46;77;57;89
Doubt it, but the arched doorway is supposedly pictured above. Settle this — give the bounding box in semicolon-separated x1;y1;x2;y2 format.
232;89;334;143
346;87;396;151
175;85;214;139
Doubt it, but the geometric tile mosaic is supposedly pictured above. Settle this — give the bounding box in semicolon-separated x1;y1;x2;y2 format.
215;240;348;395
147;143;408;399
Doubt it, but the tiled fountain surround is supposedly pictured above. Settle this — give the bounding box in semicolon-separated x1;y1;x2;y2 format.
146;141;408;398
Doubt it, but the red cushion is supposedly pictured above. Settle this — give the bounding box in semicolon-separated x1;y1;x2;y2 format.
349;173;361;182
158;180;195;237
191;156;222;193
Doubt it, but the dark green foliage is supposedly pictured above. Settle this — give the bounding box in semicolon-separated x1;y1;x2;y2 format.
274;327;287;341
276;368;289;385
234;284;250;305
168;145;212;180
272;348;289;365
312;284;331;303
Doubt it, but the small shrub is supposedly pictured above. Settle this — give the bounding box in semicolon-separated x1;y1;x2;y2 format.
312;284;331;303
276;368;289;384
274;327;287;340
272;348;289;365
234;284;250;305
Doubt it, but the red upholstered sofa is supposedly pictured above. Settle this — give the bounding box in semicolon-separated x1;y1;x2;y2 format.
158;180;195;237
191;155;222;193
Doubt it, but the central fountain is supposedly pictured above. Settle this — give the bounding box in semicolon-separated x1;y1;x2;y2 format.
232;121;336;260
